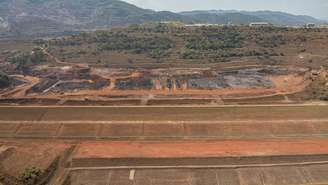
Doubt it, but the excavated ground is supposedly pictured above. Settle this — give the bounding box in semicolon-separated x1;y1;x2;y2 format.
0;66;312;105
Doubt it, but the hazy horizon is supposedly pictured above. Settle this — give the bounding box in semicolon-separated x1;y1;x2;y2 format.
122;0;328;20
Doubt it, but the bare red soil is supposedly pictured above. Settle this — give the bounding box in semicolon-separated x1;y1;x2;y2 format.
0;140;70;178
75;139;328;159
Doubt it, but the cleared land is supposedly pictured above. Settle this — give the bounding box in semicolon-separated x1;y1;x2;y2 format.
68;166;328;185
1;105;328;140
2;105;328;184
1;105;328;121
67;138;328;185
3;139;328;185
74;139;328;161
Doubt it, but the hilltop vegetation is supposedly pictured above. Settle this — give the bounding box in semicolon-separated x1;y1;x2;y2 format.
0;0;326;37
1;23;327;75
95;32;174;58
41;23;328;66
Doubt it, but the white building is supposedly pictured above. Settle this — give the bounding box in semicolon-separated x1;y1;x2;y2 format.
184;23;220;27
249;22;270;27
319;24;328;28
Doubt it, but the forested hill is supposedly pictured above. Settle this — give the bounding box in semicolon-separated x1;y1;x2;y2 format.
0;0;325;37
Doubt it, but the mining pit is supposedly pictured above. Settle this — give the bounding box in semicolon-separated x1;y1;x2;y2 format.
0;65;311;105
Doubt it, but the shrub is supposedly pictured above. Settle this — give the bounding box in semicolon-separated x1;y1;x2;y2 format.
20;167;43;185
0;70;10;88
185;31;243;50
95;32;174;55
255;35;287;48
180;50;202;59
149;49;170;59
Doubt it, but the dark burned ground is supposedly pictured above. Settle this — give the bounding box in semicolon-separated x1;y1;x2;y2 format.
114;67;288;90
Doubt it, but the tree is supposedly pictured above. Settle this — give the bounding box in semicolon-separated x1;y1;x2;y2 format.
7;49;47;74
20;167;43;185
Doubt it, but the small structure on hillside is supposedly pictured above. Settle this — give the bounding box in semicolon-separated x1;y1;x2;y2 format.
184;23;220;27
249;22;270;27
